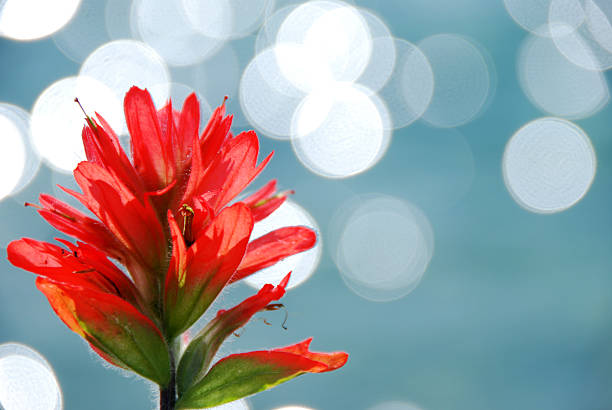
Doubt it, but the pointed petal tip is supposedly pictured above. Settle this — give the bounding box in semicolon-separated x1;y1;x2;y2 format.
279;272;291;289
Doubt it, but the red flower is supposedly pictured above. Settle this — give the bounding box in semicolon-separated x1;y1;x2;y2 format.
7;87;347;407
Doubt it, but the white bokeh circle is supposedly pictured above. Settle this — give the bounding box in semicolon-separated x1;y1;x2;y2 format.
0;343;62;410
0;0;81;41
31;76;123;173
503;117;596;213
291;82;391;178
332;195;434;302
518;34;609;119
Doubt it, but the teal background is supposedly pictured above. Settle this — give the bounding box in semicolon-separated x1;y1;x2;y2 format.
1;1;612;409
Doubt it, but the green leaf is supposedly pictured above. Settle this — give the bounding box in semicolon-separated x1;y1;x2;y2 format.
176;334;212;396
176;352;306;409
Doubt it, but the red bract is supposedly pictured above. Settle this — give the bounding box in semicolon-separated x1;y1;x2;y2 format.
7;87;347;408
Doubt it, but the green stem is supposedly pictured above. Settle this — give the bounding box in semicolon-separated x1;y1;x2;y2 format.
160;350;176;410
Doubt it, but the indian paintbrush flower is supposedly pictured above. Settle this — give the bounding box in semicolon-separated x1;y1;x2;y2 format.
7;87;347;409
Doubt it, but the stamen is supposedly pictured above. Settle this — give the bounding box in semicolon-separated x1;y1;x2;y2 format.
180;204;195;245
74;97;97;130
24;202;43;210
263;303;288;330
73;268;95;274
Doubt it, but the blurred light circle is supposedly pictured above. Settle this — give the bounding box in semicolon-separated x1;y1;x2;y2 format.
549;0;612;71
80;40;170;111
0;104;41;197
503;0;581;36
0;115;26;201
378;39;434;129
586;0;612;53
276;1;372;91
419;34;492;128
0;343;62;410
53;0;109;63
503;117;596;213
240;46;306;140
0;0;81;41
244;199;322;291
274;42;335;94
518;34;609;119
255;5;299;55
368;401;424;410
333;195;434;302
31;76;123;173
182;0;272;40
133;0;225;67
210;398;250;410
291;83;390;178
356;8;396;92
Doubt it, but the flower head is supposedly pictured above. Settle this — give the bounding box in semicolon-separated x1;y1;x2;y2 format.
8;87;346;407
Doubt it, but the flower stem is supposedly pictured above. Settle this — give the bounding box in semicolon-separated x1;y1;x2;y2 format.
160;359;176;410
160;342;177;410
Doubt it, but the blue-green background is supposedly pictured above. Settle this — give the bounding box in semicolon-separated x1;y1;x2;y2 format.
2;0;612;409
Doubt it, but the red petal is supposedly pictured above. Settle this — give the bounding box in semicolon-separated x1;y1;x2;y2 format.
215;271;289;329
36;194;125;260
81;116;144;196
232;226;316;283
180;102;232;206
124;86;172;189
8;238;140;307
176;93;200;167
164;202;253;337
271;338;348;372
243;180;293;222
243;180;277;205
72;162;166;296
199;131;273;212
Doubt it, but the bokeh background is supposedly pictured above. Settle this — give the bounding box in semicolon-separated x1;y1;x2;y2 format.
1;0;612;409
